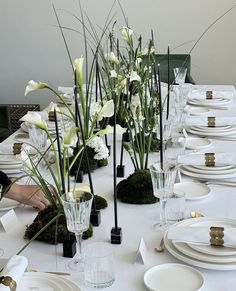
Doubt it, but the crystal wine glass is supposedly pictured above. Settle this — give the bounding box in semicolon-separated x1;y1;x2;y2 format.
61;191;93;271
150;162;177;231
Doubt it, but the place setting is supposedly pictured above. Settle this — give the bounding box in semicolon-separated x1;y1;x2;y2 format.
164;216;236;270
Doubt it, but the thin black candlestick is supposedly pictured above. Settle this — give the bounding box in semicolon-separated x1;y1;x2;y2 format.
154;65;163;169
54;106;66;194
113;93;118;229
167;46;170;120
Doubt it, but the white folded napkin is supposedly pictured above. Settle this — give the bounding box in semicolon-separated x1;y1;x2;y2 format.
188;90;234;100
185;117;236;127
168;226;236;247
0;255;28;290
0;144;35;157
178;153;236;166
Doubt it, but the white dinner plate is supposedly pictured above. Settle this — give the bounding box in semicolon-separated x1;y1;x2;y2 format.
174;182;211;201
181;166;236;179
185;137;212;150
194;165;233;171
144;263;204;291
193;125;235;133
164;217;236;270
18;272;81;291
0;163;22;170
186;127;236;137
185;165;236;175
0;198;19;211
173;242;236;264
171;218;236;259
188;98;232;107
0;155;22;165
0;168;22;175
187;107;211;116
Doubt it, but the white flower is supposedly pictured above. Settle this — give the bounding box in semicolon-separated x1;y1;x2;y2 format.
73;57;84;88
20;112;48;130
110;69;118;78
135;58;142;66
88;136;109;160
97;100;114;121
25;80;47;96
104;52;119;65
129;71;141;82
90;102;102;120
121;27;133;44
139;46;155;56
62;126;78;148
101;125;127;135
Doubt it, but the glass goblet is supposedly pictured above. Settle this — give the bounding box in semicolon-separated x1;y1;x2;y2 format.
173;67;187;85
150;162;177;231
61;191;93;271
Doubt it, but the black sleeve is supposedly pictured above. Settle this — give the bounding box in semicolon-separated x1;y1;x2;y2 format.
0;170;12;194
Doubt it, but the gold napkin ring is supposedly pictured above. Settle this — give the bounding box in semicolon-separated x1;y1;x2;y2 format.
48;111;56;122
208;117;215;127
206;91;213;99
205;153;215;167
12;143;22;155
210;226;224;247
0;276;17;291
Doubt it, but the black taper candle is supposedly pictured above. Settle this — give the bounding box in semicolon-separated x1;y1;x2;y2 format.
166;46;170;120
111;91;122;244
54;104;66;194
74;71;101;226
153;65;163;169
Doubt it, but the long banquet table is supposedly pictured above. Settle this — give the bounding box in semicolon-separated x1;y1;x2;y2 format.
1;84;236;290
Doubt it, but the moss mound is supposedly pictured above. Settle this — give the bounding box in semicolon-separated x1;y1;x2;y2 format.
117;169;158;204
24;205;93;244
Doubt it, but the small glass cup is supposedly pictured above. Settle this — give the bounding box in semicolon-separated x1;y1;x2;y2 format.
84;242;115;289
164;134;186;165
165;190;186;223
173;67;187;85
28;124;47;152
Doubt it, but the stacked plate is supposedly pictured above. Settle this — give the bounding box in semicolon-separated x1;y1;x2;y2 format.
0;155;23;178
186;125;236;138
181;164;236;180
18;272;81;290
164;217;236;270
188;97;233;108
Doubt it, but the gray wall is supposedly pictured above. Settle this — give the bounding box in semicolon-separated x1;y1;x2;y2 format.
0;0;236;108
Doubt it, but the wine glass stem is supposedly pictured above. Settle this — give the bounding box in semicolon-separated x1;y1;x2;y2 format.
75;233;83;263
160;196;167;223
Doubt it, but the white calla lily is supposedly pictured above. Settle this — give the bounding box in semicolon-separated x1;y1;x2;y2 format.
129;71;141;82
110;69;118;78
104;52;119;65
73;57;84;88
121;27;133;44
20;112;48;130
101;124;127;135
97;100;114;121
25;80;48;96
62;126;78;148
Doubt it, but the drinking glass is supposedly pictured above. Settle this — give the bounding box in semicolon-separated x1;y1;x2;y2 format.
165;134;186;165
150;162;177;231
61;191;93;271
173;67;187;85
165;190;186;223
28;124;47;152
84;242;115;288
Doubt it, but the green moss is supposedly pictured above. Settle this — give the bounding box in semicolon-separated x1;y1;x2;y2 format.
94;195;108;209
69;146;108;176
117;169;158;204
24;205;93;244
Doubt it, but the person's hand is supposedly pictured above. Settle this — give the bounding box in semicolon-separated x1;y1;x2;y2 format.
5;183;50;211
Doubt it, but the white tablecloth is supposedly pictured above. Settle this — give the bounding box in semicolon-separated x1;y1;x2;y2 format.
1;85;236;291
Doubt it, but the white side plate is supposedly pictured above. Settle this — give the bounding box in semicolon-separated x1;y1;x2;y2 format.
174;182;211;201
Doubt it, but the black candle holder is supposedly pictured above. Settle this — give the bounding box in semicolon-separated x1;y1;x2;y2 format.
111;227;122;244
90;209;101;226
63;234;76;258
117;165;125;177
75;170;83;183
